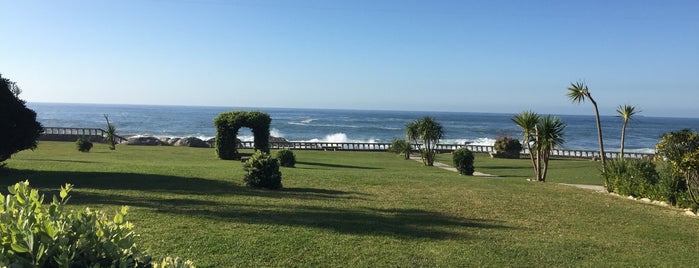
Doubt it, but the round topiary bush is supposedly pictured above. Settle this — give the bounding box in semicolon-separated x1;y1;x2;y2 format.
493;137;522;159
243;150;282;189
76;136;93;152
453;147;475;175
276;149;296;168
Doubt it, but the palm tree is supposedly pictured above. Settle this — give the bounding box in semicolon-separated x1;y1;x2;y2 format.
616;104;638;157
405;120;419;159
536;115;567;182
567;81;606;168
512;111;541;180
104;114;117;150
416;116;444;166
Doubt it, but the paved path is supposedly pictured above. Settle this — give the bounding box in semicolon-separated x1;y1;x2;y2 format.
409;156;499;177
559;183;606;192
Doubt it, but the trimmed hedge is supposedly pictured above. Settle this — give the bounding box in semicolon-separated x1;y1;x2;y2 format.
276;149;296;168
243;151;282;189
453;147;475;175
214;111;271;160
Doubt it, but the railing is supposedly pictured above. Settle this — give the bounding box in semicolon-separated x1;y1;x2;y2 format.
41;127;129;143
237;141;655;159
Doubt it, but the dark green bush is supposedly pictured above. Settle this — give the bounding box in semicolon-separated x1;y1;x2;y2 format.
276;149;296;168
0;181;195;267
453;147;475;175
604;158;659;197
0;74;43;164
493;137;522;159
76;136;93;152
214;111;271;160
243;150;282;189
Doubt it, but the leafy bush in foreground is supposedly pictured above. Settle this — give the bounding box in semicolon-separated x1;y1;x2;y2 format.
76;136;94;152
244;151;282;189
276;149;296;167
453;147;475;175
0;181;195;267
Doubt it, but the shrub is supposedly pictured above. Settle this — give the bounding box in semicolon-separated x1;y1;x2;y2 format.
604;158;659;197
243;150;282;189
276;149;296;167
493;137;522;159
0;181;195;268
453;147;475;175
214;111;271;160
76;136;93;152
0;74;43;164
388;138;411;160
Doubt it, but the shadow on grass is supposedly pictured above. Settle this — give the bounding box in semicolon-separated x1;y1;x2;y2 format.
2;169;365;200
296;161;382;170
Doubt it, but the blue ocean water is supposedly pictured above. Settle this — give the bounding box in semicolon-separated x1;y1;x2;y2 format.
27;102;699;153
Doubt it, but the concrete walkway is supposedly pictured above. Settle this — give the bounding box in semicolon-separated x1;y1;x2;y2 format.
409;156;499;177
559;183;606;192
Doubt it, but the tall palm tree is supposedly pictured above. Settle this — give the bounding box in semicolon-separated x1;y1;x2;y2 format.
616;104;638;157
536;115;567;182
512;111;541;180
416;116;444;166
567;81;606;168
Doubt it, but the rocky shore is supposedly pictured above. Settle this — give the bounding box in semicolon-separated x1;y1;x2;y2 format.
123;136;289;148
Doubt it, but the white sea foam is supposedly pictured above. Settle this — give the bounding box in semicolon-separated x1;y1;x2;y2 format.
270;128;284;138
442;138;496;146
302;133;377;143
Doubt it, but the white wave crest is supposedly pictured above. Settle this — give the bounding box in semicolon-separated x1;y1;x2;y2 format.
303;133;377;143
442;137;496;146
270;128;284;138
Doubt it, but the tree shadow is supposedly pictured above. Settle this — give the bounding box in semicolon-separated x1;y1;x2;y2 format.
2;169;364;200
296;161;382;170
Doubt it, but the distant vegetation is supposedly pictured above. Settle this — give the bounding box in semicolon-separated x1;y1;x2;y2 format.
0;74;43;167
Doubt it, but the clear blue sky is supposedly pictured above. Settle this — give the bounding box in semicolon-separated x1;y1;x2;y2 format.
2;0;698;117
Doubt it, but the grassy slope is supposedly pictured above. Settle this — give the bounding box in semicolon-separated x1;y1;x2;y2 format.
3;142;698;267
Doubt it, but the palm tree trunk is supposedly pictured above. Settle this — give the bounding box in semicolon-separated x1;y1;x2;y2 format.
620;120;627;158
542;150;550;182
524;137;539;180
589;97;606;168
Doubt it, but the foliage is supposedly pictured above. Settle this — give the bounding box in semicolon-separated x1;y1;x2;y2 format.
0;181;155;267
493;136;522;159
512;112;566;182
76;136;94;152
411;116;444;166
655;129;699;205
0;74;43;164
616;105;639;157
603;158;659;196
104;114;118;150
214;111;272;160
388;138;412;160
452;147;475;175
276;149;296;167
243;150;282;189
567;81;606;170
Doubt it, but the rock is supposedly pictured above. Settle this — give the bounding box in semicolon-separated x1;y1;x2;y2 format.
627;195;636;200
684;210;696;216
175;137;209;148
206;138;216;148
269;136;290;143
640;198;652;203
168;138;181;146
126;136;163;146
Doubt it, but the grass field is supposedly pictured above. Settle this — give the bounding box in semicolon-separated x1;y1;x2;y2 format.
3;142;699;267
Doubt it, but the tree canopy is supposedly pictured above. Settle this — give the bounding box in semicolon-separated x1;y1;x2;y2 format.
0;74;43;164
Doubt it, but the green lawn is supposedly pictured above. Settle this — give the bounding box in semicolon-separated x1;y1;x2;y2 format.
3;142;698;267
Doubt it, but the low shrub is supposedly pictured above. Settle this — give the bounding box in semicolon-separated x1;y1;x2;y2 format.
0;181;195;267
388;138;411;160
493;137;522;159
604;158;659;197
453;147;475;175
76;136;93;152
276;149;296;168
243;150;282;189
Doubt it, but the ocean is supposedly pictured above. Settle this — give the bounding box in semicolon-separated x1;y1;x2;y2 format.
27;102;699;154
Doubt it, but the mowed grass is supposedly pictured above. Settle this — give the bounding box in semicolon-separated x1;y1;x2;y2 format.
3;142;699;267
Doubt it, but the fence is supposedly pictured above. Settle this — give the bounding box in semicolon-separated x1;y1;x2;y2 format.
41;127;129;143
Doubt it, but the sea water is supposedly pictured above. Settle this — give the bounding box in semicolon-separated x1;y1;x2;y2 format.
27;102;699;153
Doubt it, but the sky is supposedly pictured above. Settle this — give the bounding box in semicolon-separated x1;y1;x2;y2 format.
1;0;698;117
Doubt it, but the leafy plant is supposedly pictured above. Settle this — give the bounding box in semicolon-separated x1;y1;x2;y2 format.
243;150;282;189
388;138;412;160
655;129;699;205
568;81;606;169
276;149;296;168
493;136;522;159
603;158;658;197
153;256;197;268
452;147;475;175
512;112;566;182
408;117;444;166
76;136;94;152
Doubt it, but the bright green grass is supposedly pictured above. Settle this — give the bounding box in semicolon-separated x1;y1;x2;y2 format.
3;142;699;267
435;153;605;185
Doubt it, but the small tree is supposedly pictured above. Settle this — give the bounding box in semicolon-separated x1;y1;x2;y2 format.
414;116;444;166
567;81;606;168
405;120;419;159
512;111;541;180
493;136;523;159
276;149;296;167
0;74;43;165
388;138;411;160
243;151;282;189
104;114;118;150
616;104;639;157
453;147;475;175
512;112;566;182
656;129;699;205
76;136;94;152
